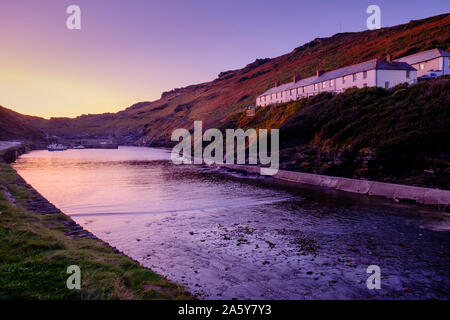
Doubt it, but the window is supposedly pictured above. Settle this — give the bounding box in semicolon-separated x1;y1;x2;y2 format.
353;74;357;82
314;83;318;90
330;79;334;86
342;76;346;84
385;81;390;89
272;94;275;100
363;71;367;79
420;64;425;70
406;70;410;78
322;82;326;89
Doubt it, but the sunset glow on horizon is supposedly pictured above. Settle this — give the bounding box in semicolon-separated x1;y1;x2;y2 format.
1;0;448;118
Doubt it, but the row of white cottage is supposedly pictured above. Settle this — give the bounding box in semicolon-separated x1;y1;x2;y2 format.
256;48;450;107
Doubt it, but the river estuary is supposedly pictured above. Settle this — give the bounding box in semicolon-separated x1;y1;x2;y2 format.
12;146;450;299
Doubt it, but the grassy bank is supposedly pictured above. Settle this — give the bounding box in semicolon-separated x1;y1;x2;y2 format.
0;162;190;299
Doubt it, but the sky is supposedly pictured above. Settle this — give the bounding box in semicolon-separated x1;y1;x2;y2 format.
0;0;448;118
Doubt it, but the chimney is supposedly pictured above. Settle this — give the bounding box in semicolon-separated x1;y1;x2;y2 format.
386;53;392;62
292;74;300;83
274;81;279;87
316;70;325;77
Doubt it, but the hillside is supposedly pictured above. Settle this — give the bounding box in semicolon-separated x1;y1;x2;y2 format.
0;106;44;142
224;78;450;189
22;13;450;145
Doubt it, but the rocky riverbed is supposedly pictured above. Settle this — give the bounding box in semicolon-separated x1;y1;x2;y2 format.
96;188;449;300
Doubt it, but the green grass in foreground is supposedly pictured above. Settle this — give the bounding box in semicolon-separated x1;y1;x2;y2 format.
0;163;190;299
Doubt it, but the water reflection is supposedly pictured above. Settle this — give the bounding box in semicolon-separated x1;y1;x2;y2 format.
12;146;450;299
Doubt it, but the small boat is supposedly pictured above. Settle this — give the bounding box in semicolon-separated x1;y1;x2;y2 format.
47;144;68;151
72;145;86;149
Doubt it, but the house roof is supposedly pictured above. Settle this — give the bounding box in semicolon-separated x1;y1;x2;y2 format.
259;59;416;97
394;48;450;65
260;76;316;96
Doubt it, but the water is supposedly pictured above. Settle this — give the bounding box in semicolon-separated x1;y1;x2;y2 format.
13;146;450;299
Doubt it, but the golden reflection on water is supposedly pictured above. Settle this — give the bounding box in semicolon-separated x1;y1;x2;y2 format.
12;146;287;217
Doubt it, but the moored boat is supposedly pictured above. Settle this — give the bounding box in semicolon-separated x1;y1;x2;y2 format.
47;144;68;151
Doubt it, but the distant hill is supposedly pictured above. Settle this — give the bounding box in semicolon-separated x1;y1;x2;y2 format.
0;106;44;142
21;13;450;146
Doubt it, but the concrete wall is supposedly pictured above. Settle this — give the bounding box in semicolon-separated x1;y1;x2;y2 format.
0;143;31;163
215;163;450;207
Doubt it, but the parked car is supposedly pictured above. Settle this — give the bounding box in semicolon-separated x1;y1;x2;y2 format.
418;70;443;81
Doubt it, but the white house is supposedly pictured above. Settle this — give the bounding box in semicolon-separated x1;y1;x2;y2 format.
256;58;417;107
394;48;450;77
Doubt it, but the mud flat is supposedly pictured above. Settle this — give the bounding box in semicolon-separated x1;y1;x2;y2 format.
93;176;450;300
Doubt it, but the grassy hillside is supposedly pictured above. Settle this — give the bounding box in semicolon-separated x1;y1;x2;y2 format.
226;78;450;189
0;106;44;142
22;13;450;145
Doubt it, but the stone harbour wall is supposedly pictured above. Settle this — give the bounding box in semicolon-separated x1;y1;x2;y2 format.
216;164;450;207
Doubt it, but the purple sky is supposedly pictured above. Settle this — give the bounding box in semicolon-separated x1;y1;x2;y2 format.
0;0;448;117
